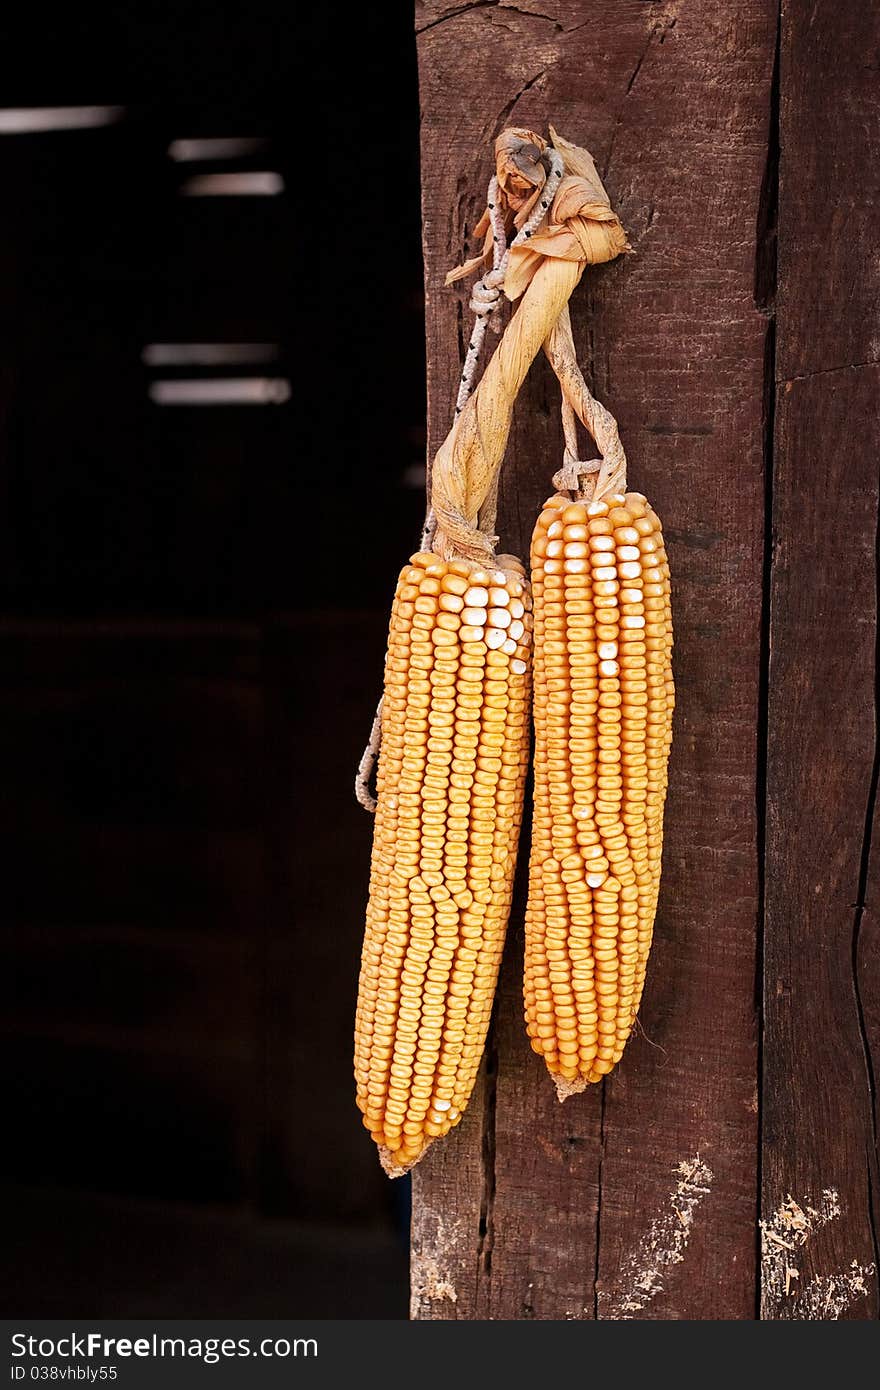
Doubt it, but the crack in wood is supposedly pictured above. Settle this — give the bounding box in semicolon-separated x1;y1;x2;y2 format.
755;4;782;1312
416;0;564;35
495;2;562;27
849;467;880;1271
416;1;501;36
644;423;714;436
493;67;550;135
476;1027;499;1291
754;20;780;313
778;358;880;386
625;39;652;97
604;9;677;180
592;1080;607;1318
757;314;779;1321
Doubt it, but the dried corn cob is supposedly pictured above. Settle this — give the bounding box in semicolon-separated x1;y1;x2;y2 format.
525;490;673;1094
355;550;532;1174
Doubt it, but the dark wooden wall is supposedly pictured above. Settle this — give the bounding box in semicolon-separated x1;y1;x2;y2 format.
0;7;423;1317
412;0;879;1320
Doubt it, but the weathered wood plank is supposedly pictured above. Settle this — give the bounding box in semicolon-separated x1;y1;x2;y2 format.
413;0;774;1318
763;370;879;1320
762;0;880;1320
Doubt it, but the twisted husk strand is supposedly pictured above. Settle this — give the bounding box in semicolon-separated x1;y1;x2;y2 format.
430;257;583;562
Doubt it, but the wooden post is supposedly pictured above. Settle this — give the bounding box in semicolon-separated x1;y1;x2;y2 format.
412;0;880;1320
413;0;775;1320
762;0;880;1321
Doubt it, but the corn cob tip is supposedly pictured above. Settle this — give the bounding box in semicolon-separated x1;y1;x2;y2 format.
378;1142;432;1179
553;1075;589;1103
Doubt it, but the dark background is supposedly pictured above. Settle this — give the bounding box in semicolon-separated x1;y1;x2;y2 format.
0;6;423;1317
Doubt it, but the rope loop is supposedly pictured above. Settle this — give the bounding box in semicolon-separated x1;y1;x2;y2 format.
354;698;383;813
468;271;504;320
552;454;602;495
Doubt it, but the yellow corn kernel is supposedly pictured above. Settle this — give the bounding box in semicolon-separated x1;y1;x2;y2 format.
355;551;532;1173
525;492;673;1094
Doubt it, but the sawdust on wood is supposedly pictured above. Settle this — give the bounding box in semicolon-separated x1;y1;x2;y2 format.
760;1187;875;1318
410;1210;464;1318
602;1155;714;1318
760;1188;840;1309
414;1260;458;1306
794;1262;876;1319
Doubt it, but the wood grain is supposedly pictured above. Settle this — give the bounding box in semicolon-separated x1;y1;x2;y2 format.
763;370;879;1320
761;0;880;1320
413;0;775;1318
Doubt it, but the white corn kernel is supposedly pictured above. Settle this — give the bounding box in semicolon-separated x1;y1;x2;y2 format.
487;607;511;628
465;586;488;606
